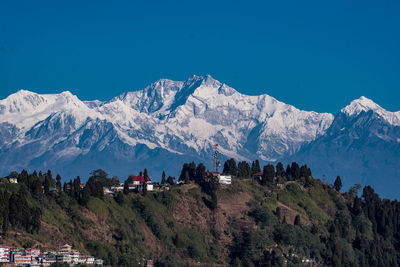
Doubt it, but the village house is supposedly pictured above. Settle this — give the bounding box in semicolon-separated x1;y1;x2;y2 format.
252;171;263;180
0;246;10;262
10;250;31;265
0;243;104;266
59;244;72;254
127;175;154;191
8;178;17;183
219;174;232;185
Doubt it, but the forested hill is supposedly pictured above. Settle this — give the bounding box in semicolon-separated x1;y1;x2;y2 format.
1;164;400;266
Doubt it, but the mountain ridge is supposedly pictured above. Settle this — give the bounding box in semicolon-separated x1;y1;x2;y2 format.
0;76;398;198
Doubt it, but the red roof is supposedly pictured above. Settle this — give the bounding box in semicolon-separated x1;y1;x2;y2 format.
133;176;152;183
253;172;263;176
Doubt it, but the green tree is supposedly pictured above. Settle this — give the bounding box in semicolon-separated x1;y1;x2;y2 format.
80;186;90;206
237;161;251;178
161;171;166;185
291;162;300;180
251;160;261;175
276;207;281;221
262;164;275;186
276;162;285;177
142;170;148;196
166;176;175;185
44;177;50;196
56;174;62;192
294;215;301;226
184;171;190;184
179;162;196;182
223;158;237;176
115;191;124;205
123;180;130;195
334;176;342;192
195;163;206;185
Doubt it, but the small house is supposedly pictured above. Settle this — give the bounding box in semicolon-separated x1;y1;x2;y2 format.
219;175;232;185
8;178;17;184
129;176;153;191
253;172;263;180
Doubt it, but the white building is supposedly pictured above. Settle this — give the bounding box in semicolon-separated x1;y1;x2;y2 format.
219;175;232;185
130;176;154;191
0;246;10;262
59;244;72;254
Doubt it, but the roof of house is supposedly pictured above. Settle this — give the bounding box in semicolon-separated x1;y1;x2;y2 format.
253;172;263;176
132;176;152;183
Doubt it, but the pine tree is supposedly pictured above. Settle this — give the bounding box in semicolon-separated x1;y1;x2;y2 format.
115;191;124;205
166;176;175;185
123;180;130;195
276;207;281;221
250;160;261;175
285;164;292;179
276;162;285;177
161;171;166;185
56;174;62;192
82;186;91;205
184;171;190;184
294;215;301;226
142;169;148;196
223;158;237;176
44;176;50;196
237;161;251;178
262;164;275;186
195;163;206;185
189;162;196;180
73;176;81;200
254;160;261;173
334;176;342;192
291;162;300;180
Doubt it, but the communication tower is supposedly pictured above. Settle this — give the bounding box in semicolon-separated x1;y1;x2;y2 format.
213;144;220;173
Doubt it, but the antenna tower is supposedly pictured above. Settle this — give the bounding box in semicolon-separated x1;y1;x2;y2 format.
213;144;220;173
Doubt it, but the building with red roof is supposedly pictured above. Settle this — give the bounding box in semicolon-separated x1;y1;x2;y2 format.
127;175;153;191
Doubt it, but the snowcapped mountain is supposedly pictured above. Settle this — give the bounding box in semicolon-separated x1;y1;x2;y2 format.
0;75;334;180
288;96;400;199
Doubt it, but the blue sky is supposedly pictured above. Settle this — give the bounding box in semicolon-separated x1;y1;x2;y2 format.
1;0;399;114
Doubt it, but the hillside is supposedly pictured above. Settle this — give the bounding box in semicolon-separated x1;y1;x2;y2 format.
0;166;399;266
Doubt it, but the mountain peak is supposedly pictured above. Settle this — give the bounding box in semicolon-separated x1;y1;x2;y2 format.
342;96;400;126
342;96;381;117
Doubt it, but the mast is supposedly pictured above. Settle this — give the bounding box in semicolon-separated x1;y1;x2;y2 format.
213;144;220;173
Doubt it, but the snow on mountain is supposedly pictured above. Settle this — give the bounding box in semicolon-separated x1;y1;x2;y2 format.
289;97;400;199
342;96;400;126
0;75;334;179
0;90;96;129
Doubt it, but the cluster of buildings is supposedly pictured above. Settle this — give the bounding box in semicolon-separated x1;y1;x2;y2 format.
0;244;103;266
104;175;156;194
103;172;232;195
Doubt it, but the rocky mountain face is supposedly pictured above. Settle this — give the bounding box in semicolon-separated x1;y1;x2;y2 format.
0;75;333;181
1;76;399;198
288;97;400;199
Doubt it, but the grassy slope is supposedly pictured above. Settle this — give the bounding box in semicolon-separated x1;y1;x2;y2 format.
1;177;344;266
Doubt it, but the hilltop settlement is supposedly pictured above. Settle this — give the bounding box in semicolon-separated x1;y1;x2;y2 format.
0;157;399;266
